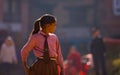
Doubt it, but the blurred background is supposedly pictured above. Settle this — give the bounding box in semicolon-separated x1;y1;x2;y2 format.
0;0;120;75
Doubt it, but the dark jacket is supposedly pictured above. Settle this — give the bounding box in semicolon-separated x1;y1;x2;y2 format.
90;37;105;57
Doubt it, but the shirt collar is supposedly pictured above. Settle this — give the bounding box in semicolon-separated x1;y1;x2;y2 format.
38;31;50;37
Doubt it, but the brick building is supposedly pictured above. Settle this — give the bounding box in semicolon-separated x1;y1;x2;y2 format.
0;0;28;35
0;0;120;36
0;0;29;48
96;0;120;37
0;0;120;52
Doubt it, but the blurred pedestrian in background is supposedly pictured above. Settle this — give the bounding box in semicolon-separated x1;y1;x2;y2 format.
65;45;81;75
89;27;107;75
80;54;92;75
0;36;18;75
21;14;64;75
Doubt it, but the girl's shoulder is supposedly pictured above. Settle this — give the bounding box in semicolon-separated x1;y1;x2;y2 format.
49;33;59;41
49;33;57;37
29;33;39;40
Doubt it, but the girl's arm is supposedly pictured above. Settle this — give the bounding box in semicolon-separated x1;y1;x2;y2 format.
56;37;64;75
21;35;36;75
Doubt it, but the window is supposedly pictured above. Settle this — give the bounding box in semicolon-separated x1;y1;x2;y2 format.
3;0;21;22
113;0;120;15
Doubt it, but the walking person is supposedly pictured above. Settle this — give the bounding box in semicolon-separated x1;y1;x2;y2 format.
89;27;107;75
21;14;64;75
0;36;18;75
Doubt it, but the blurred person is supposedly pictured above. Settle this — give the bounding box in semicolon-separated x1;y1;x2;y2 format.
84;53;94;68
0;36;18;75
21;14;64;75
89;27;107;75
0;30;8;49
65;45;81;75
80;54;92;75
89;27;120;75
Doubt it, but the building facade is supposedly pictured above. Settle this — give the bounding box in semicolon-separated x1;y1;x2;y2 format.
0;0;29;48
0;0;28;35
96;0;120;37
0;0;120;51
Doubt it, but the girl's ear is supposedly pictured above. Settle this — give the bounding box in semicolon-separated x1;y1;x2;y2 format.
45;24;51;28
46;24;51;26
42;24;51;29
42;25;48;31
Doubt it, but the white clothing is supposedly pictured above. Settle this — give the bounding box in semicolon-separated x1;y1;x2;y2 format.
0;43;18;64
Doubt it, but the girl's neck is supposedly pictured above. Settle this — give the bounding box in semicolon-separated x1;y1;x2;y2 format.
42;30;49;35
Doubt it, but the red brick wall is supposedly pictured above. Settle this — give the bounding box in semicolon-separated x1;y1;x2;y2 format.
103;0;120;25
101;0;120;35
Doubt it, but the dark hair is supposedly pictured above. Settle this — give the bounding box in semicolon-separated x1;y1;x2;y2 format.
40;14;56;28
31;14;56;35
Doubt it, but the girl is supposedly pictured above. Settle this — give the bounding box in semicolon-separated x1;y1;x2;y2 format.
21;14;64;75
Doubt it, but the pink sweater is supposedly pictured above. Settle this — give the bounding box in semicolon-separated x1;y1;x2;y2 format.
21;31;64;68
